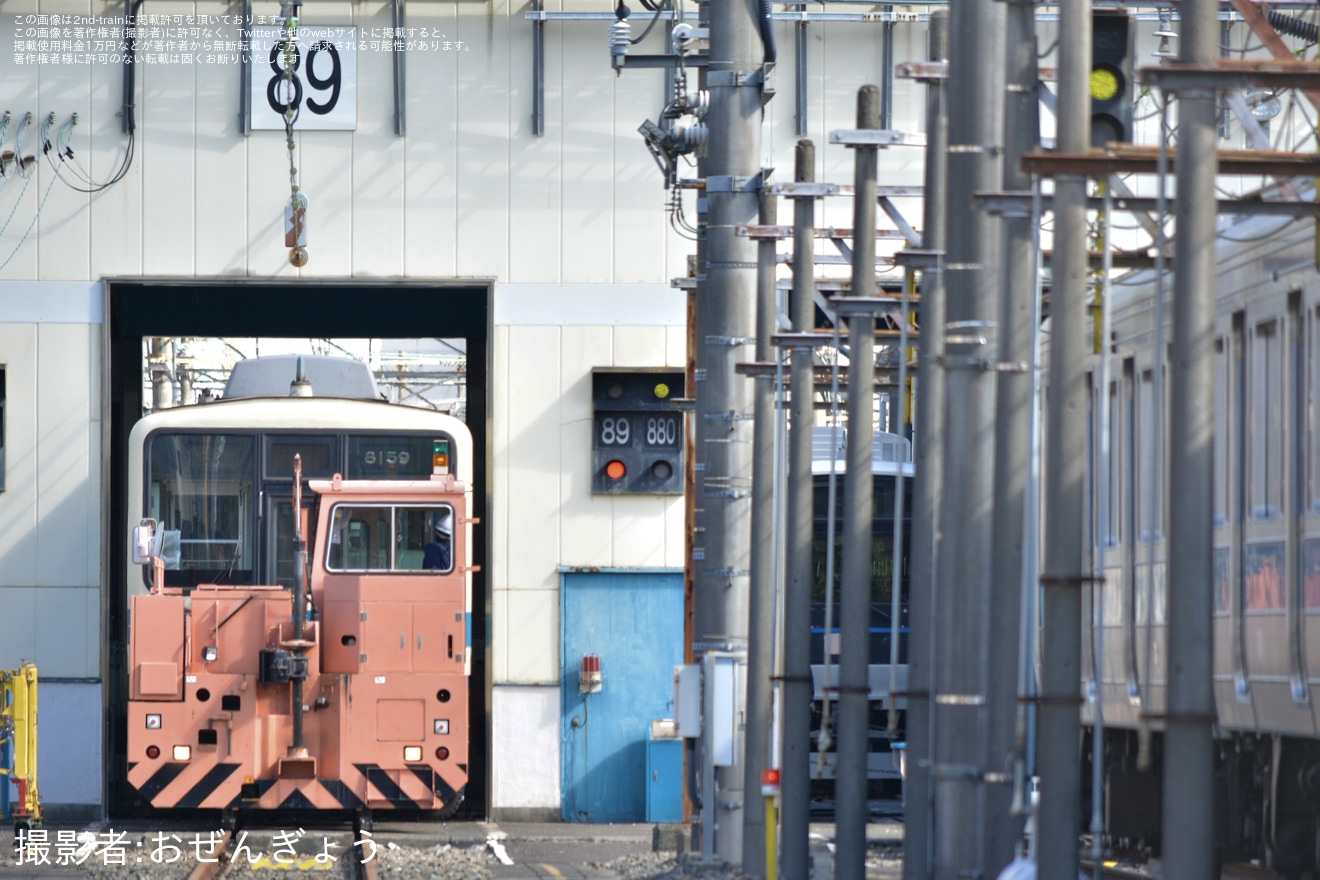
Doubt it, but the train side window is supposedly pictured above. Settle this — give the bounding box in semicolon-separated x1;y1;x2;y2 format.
1137;370;1156;541
1311;307;1320;515
1250;319;1282;520
1214;338;1227;527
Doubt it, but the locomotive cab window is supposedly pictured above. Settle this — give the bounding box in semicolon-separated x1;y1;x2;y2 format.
327;503;456;574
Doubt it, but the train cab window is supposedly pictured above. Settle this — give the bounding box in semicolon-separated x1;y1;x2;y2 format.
265;435;338;480
147;433;256;587
326;503;455;574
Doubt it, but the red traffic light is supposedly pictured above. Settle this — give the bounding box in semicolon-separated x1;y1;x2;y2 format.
606;460;626;479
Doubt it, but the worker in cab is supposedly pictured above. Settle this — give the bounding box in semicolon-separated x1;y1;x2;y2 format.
424;513;453;571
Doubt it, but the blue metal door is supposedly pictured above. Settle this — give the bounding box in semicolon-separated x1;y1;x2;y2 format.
561;570;684;823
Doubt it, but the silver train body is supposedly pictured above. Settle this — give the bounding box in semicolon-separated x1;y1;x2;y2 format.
1084;210;1320;869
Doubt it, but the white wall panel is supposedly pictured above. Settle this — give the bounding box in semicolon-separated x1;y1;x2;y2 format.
508;0;562;283
558;325;611;566
32;0;93;281
0;22;42;281
665;323;685;368
491;685;559;808
0;325;38;587
611;324;664;367
492;324;511;590
139;0;200;277
505;325;560;592
491;585;510;681
402;1;458;276
611;34;666;284
34;587;94;676
454;0;511;279
193;0;247;276
349;1;405;278
611;497;667;567
499;586;558;681
0;588;37;666
35;322;94;587
558;20;613;282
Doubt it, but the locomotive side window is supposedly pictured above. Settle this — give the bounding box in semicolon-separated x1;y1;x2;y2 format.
147;433;255;587
327;503;455;573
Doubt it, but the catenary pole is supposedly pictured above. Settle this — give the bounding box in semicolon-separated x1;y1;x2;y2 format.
935;0;1003;875
1162;0;1217;875
904;13;946;879
693;0;763;860
780;140;817;880
984;0;1036;871
1037;0;1088;876
835;84;881;880
742;178;778;879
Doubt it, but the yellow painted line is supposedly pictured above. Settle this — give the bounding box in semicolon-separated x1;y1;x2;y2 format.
539;864;564;878
248;855;335;870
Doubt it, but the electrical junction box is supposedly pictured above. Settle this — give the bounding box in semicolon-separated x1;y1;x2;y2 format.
591;368;685;495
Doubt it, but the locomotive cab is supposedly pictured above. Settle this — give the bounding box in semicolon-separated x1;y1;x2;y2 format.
125;472;471;817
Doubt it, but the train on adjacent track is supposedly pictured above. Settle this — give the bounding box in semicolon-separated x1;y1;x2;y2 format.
1087;210;1320;872
121;355;473;821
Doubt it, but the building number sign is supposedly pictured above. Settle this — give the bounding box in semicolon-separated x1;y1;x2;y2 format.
249;26;358;131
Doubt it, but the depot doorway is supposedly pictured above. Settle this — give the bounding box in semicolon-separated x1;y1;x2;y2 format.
103;279;491;817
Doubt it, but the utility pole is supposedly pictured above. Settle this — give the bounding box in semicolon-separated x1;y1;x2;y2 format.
692;0;765;861
742;178;777;879
935;0;1003;875
835;85;881;880
904;13;947;879
779;140;817;880
1037;0;1088;878
1163;0;1218;875
985;0;1037;871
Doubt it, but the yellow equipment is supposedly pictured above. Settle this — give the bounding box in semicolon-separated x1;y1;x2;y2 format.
0;662;42;830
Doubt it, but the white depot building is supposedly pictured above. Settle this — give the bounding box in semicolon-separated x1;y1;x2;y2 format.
0;0;923;820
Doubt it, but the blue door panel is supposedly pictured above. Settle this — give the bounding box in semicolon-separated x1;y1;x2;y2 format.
561;571;683;823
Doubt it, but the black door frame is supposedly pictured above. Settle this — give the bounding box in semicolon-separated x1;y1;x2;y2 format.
102;278;493;817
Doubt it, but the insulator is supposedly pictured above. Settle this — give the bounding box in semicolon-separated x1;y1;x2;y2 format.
692;90;710;120
1266;9;1318;42
674;119;708;157
610;18;631;62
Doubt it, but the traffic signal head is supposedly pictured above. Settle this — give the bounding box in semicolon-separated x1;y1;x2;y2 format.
591;369;685;495
1091;12;1134;147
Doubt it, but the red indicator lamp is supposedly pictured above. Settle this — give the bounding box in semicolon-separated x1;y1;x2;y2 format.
606;460;626;480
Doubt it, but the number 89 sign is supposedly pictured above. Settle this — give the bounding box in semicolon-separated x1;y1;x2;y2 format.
249;26;358;131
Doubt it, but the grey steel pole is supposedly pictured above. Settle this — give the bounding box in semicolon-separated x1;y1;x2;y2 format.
780;140;816;880
904;13;946;880
985;0;1036;870
1037;0;1089;875
742;180;778;879
694;0;764;860
1163;0;1218;876
836;84;880;880
936;0;1002;875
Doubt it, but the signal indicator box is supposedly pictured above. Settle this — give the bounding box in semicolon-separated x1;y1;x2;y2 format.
591;368;686;495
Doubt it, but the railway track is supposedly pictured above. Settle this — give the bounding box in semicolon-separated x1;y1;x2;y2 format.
184;829;380;880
